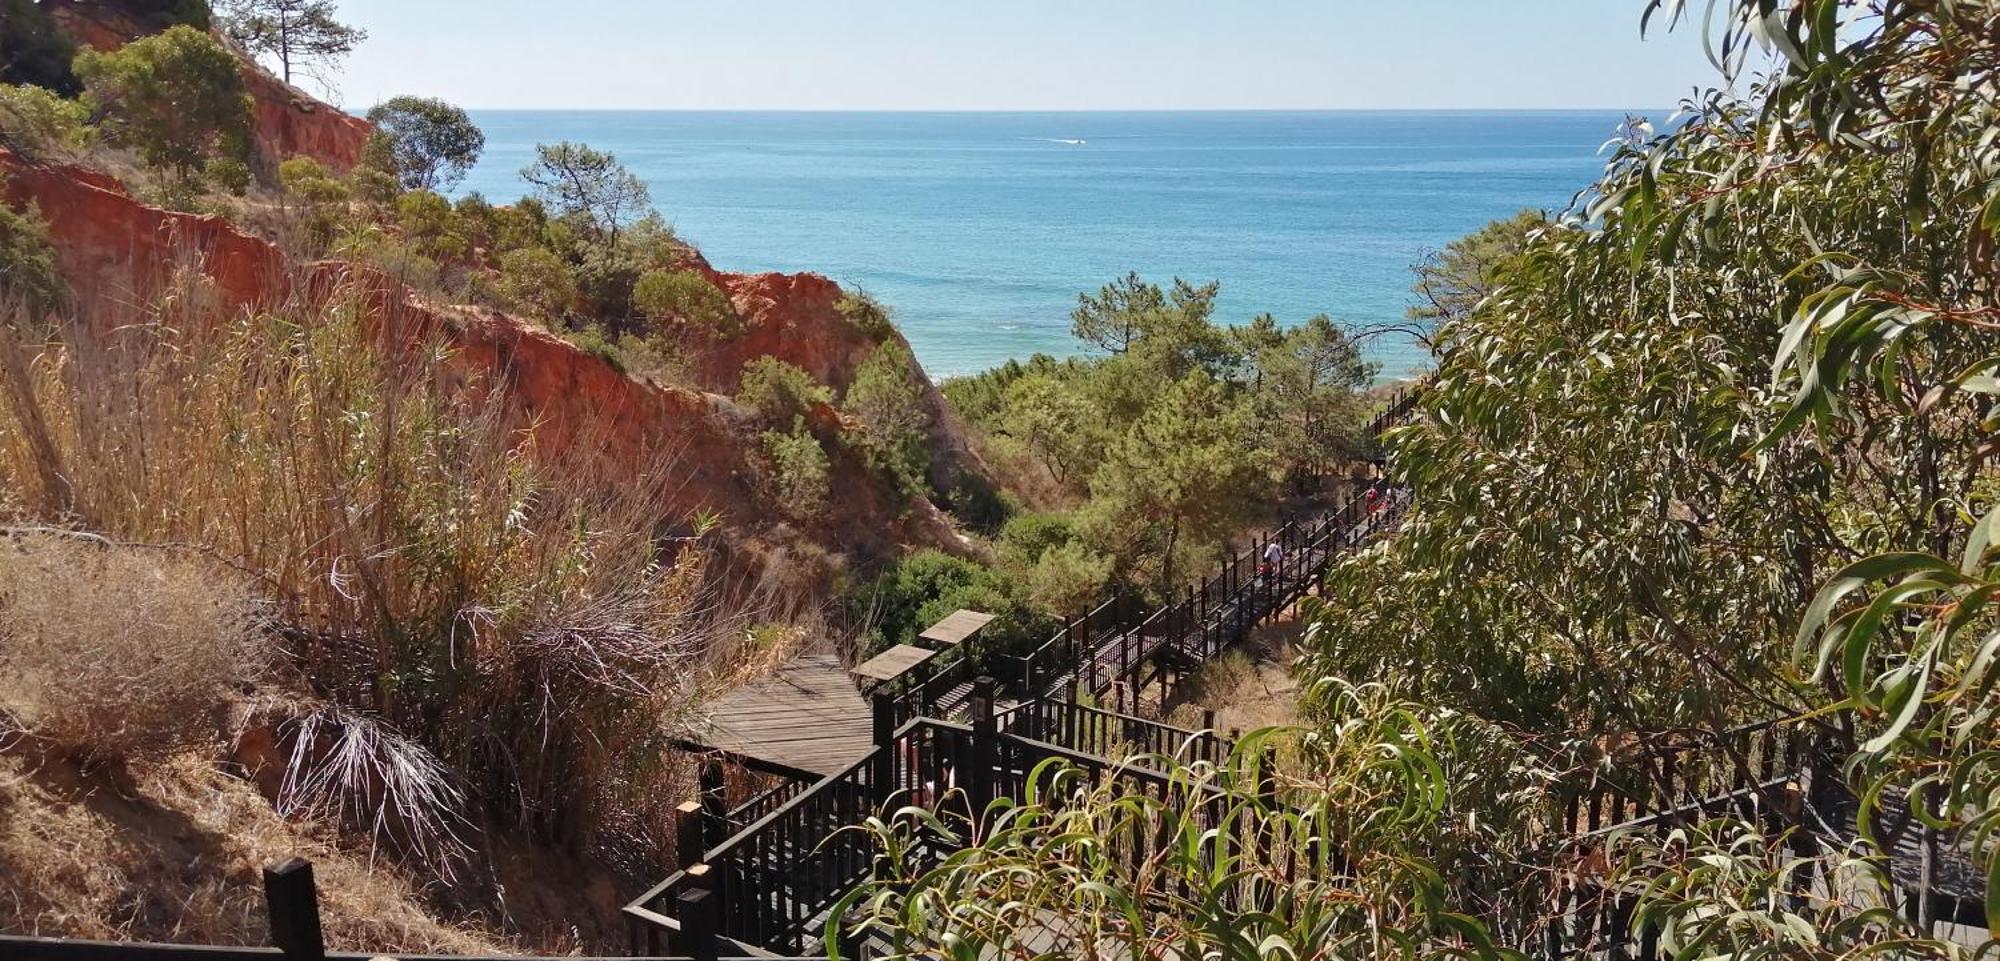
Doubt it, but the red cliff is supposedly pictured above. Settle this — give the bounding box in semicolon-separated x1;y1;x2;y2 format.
241;66;372;171
0;149;966;575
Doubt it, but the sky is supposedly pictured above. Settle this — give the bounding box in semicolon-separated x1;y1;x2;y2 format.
325;1;1724;112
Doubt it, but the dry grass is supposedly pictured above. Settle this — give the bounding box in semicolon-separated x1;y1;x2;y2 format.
0;534;266;764
0;269;728;875
0;750;518;953
1163;621;1304;735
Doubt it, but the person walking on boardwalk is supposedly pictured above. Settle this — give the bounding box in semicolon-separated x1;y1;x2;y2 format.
1261;538;1284;579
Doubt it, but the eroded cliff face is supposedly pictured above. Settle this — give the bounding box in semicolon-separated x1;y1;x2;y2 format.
682;253;990;500
43;0;373;172
0;148;969;585
6;0;985;585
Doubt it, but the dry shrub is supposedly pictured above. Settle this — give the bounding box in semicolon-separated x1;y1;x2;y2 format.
0;751;519;953
0;534;264;763
1163;626;1303;735
277;707;470;877
0;270;725;865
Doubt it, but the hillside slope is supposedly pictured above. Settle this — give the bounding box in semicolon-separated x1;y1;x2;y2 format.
0;2;991;951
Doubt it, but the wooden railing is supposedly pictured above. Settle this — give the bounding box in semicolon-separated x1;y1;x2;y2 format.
723;775;810;835
0;857;810;961
1518;717;1978;957
629;715;977;957
995;697;1233;768
1008;384;1422;715
0;938;810;961
1007;592;1143;705
629;683;1269;958
1560;716;1820;838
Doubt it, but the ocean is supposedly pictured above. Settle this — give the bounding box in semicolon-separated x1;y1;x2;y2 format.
454;111;1642;380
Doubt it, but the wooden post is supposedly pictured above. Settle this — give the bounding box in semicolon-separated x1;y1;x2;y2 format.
1258;747;1282;809
262;858;326;961
674;799;705;867
697;758;728;849
871;691;897;801
970;675;997;817
673;883;720;961
872;691;897;746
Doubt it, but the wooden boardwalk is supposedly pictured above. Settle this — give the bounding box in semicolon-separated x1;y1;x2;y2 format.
677;654;874;779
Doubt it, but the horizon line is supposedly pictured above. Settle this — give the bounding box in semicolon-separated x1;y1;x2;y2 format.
401;106;1677;115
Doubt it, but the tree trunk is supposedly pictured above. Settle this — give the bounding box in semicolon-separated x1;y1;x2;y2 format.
279;8;293;83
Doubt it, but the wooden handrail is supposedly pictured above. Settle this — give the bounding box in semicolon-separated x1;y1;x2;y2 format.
0;937;818;961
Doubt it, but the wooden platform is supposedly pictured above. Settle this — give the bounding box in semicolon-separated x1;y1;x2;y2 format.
679;653;874;779
850;643;935;683
919;609;994;647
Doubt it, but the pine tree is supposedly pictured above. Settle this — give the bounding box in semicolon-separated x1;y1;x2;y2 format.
218;0;365;90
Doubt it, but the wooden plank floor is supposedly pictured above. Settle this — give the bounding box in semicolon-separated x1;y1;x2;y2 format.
684;653;874;778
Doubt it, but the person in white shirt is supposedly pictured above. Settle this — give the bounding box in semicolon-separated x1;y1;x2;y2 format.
1261;539;1283;577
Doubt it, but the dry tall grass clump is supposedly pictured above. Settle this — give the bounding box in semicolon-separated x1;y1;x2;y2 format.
0;752;520;953
0;268;724;871
0;534;265;763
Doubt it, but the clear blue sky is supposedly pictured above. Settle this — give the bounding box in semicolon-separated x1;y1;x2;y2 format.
328;1;1723;111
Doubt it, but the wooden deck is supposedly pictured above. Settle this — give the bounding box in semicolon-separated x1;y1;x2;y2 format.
919;609;994;647
850;643;936;683
679;653;874;779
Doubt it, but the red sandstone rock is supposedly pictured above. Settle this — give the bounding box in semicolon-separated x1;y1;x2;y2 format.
242;67;372;172
0;149;970;576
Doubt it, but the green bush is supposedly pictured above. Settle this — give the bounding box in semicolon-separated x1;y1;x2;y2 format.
843;342;932;494
278;156;349;204
632;268;739;337
563;324;624;374
347;165;399;206
275;157;349;254
333;223;441;291
0;83;89;159
496;247;576;321
569;236;645;323
757;422;831;522
1016;541;1115;619
205;155;250;196
850;549;1053;659
612;329;689;386
0;191;66;315
74;25;250;184
736;356;831;427
452;194;549;257
394;189;468;261
996;512;1079;568
835;289;895;339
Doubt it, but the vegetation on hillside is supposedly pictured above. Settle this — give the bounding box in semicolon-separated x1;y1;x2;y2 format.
848;273;1376;656
0;248;746;944
848;1;2000;956
0;7;977;944
75;25;252;202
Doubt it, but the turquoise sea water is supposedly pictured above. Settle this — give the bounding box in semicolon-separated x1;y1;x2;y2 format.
455;111;1642;379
